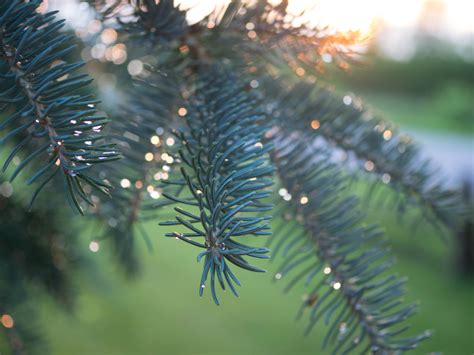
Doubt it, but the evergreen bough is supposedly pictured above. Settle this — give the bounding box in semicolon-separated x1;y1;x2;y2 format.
0;1;467;353
0;0;120;214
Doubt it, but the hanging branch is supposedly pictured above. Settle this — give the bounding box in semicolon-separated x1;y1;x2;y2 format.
88;0;188;45
268;81;465;230
160;67;274;304
0;1;120;214
270;135;430;353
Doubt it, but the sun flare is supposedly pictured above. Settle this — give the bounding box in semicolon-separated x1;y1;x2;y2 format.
178;0;467;36
286;0;471;36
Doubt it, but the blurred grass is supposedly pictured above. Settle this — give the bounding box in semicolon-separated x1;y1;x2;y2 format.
332;54;474;136
35;203;474;354
357;83;474;135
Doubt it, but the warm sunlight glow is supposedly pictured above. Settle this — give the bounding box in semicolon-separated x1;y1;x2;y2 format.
286;0;377;34
49;0;472;38
173;0;473;46
282;0;471;37
48;0;472;62
1;314;14;329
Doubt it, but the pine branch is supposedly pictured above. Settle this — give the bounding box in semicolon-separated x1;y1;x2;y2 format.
197;1;363;74
89;1;361;74
269;81;465;230
160;67;273;304
270;136;430;353
89;0;188;45
0;1;120;214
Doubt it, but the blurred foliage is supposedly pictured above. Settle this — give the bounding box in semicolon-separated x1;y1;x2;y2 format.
332;52;474;134
354;83;473;135
336;54;474;94
431;84;473;131
0;178;80;354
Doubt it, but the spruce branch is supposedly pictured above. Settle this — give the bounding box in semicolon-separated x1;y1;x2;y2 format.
270;136;430;353
0;0;120;214
88;0;188;45
88;0;360;74
116;0;187;46
198;1;363;75
160;67;273;304
269;81;465;230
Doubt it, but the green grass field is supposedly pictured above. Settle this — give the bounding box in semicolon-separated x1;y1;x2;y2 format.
359;87;474;135
334;83;474;136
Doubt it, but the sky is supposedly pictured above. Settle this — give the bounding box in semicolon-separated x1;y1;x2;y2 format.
284;0;472;34
48;0;473;61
